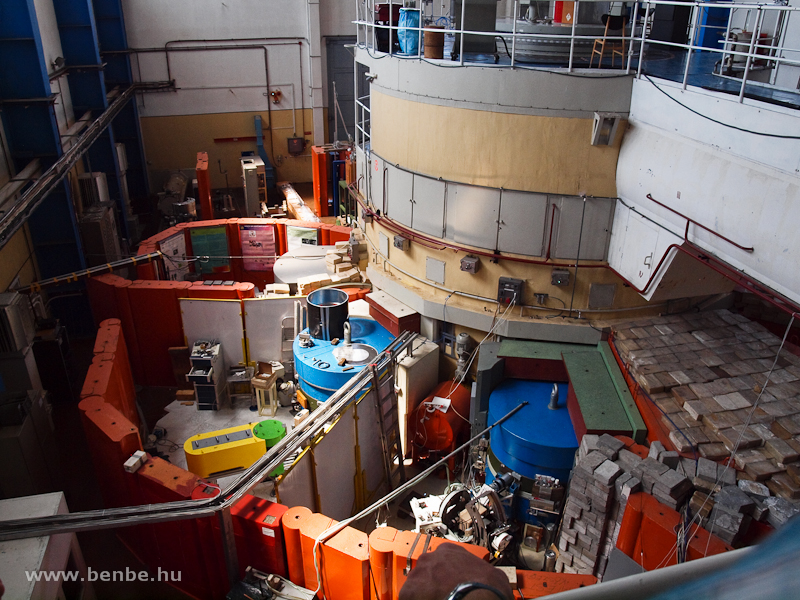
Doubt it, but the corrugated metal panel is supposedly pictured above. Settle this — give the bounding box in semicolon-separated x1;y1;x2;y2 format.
497;190;548;256
369;154;384;210
411;175;446;238
446;183;500;249
386;164;414;227
551;196;615;260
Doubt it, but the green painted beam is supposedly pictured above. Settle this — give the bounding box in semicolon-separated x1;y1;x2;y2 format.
598;342;648;444
563;350;632;436
498;339;594;361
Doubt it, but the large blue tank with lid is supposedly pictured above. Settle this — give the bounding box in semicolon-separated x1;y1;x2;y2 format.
487;379;578;482
294;288;394;406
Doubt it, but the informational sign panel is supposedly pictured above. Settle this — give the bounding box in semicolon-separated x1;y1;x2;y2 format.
159;231;189;281
286;226;319;251
189;226;230;274
239;224;277;271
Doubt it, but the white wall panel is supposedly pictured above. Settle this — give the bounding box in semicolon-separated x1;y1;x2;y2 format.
386;164;414;227
617;78;800;304
446;183;500;249
276;450;316;511
369;154;385;210
123;0;307;47
355;394;389;502
497;190;548;256
180;299;246;367
244;297;306;365
411;176;446;238
314;407;357;520
551;196;615;261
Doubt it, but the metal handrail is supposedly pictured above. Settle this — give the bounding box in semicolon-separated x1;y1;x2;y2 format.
0;331;418;542
645;193;754;252
354;0;800;103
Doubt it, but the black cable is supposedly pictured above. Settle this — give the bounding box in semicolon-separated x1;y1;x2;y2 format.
644;74;800;139
355;41;632;77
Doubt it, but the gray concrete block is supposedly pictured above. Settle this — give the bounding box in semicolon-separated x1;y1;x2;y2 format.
738;479;770;499
697;457;718;482
594;459;623;486
648;440;666;460
656;468;692;496
618;449;643;471
598;434;625;460
659;451;680;469
715;485;756;515
764;496;800;528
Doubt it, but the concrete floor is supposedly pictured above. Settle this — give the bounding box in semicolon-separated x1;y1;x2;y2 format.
154;397;297;493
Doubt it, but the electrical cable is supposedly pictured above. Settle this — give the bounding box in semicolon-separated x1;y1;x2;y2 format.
643;74;800;139
354;41;632;77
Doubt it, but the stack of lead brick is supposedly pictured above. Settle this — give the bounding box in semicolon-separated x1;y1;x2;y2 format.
557;449;613;576
606;308;800;501
557;435;634;577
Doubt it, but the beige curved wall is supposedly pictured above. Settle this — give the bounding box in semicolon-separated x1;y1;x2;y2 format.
370;91;622;197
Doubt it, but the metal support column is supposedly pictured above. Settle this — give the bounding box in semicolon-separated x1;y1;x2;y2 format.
52;0;129;240
92;0;150;206
217;507;240;589
0;0;91;332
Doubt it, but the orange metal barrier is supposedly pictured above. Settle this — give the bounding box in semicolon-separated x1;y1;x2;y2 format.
616;492;733;570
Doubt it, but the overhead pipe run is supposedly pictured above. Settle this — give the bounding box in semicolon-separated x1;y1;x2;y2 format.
0;81;173;253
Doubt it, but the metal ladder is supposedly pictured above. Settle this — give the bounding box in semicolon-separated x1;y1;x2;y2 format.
369;364;406;491
280;315;295;377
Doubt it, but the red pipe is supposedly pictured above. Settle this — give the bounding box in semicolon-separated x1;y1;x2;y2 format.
352;184;800;319
646;193;754;252
353;187;606;269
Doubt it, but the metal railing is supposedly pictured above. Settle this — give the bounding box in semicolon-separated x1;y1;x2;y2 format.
354;0;800;104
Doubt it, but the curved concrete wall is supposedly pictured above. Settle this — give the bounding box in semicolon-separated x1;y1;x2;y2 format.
615;78;800;305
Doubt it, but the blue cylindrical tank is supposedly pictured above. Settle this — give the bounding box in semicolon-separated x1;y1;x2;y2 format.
487;379;578;482
294;317;394;406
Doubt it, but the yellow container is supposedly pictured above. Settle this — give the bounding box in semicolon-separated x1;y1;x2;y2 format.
184;422;266;479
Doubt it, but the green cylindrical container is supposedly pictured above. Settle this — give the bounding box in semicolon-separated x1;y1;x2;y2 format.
253;419;288;476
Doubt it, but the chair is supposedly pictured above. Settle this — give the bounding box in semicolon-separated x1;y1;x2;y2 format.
591;14;627;68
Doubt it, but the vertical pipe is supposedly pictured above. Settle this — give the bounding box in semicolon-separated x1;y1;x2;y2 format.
739;7;763;103
353;53;359;149
568;195;587;317
418;7;424;60
721;7;733;75
626;0;639;74
637;2;651;78
459;0;466;64
389;0;394;55
682;4;698;89
569;0;579;72
511;1;518;67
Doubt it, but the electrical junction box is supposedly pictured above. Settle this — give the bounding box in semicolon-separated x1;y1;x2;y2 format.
361;208;373;224
551;269;570;286
460;256;479;274
393;235;410;251
497;277;524;305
